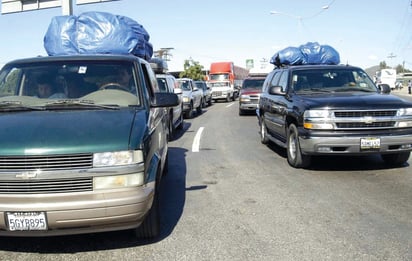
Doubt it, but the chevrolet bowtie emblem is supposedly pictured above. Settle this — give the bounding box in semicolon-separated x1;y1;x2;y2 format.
363;116;374;124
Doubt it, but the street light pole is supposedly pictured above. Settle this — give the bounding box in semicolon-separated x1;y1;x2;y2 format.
62;0;73;15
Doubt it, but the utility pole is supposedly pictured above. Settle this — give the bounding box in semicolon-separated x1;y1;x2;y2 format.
62;0;73;15
154;48;174;61
387;53;396;68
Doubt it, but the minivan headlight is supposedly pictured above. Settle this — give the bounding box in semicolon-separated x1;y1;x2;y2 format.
93;150;143;167
94;173;144;189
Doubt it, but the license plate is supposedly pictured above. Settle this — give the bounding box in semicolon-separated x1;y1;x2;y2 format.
6;212;48;231
360;137;381;150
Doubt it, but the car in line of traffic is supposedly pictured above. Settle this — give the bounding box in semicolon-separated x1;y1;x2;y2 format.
150;58;184;140
257;63;412;169
177;78;203;119
195;80;212;107
238;75;266;115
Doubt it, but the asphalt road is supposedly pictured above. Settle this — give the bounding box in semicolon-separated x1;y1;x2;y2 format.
0;99;411;261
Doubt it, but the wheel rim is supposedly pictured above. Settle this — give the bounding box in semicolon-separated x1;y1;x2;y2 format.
288;132;297;160
261;121;266;141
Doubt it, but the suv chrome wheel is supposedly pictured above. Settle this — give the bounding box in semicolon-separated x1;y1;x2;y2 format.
260;117;269;144
287;124;311;168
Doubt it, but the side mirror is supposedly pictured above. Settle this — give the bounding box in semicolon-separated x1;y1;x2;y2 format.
152;92;179;107
268;86;285;95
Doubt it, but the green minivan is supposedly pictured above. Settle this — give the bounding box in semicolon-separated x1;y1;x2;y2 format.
0;54;178;238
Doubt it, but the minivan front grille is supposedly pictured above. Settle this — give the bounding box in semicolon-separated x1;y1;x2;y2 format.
0;178;93;194
0;154;93;171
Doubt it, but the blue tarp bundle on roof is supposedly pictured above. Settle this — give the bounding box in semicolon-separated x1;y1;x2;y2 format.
43;11;153;60
270;42;340;66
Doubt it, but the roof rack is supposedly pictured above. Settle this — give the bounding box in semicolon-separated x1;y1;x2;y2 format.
149;58;169;74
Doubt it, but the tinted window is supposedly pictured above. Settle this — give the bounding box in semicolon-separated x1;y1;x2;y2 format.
156;78;168;92
291;68;377;93
242;79;265;89
0;61;140;106
269;71;282;88
278;71;288;92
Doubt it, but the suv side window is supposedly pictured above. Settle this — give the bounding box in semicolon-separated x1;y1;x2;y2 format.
167;77;176;92
270;71;282;87
262;72;274;93
142;63;158;98
278;71;289;92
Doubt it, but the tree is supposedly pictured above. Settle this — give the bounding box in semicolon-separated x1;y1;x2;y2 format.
379;61;387;69
179;59;206;80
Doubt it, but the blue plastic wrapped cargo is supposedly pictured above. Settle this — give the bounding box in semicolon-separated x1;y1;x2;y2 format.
270;42;340;66
44;11;153;60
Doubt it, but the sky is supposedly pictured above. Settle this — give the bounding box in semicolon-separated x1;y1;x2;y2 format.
0;0;411;73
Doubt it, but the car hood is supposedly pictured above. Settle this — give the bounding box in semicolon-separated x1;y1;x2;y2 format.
297;92;412;109
0;109;147;155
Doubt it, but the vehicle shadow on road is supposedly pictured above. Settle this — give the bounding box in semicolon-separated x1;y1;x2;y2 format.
309;155;410;171
0;147;189;253
170;120;192;141
266;143;410;171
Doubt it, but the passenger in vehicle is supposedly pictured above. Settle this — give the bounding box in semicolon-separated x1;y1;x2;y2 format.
117;67;132;86
36;74;67;99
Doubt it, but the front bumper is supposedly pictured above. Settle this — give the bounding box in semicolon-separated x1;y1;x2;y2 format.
239;101;259;111
299;130;412;155
0;185;154;236
0;164;155;237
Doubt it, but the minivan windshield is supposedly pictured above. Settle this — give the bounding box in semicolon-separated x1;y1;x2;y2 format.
0;61;141;108
292;68;378;93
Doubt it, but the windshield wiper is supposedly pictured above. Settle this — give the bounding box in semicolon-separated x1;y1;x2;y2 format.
334;88;375;93
298;88;333;93
0;101;45;111
45;99;120;110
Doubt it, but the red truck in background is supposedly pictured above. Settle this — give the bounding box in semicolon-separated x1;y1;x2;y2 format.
208;62;249;102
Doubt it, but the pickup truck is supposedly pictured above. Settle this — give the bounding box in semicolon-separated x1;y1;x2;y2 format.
0;54;178;238
177;78;203;118
258;64;412;168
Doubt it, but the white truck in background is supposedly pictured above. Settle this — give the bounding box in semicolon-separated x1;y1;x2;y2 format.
375;69;397;90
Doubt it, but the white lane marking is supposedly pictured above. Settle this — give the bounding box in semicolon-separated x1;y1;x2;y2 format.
192;127;205;152
226;103;235;108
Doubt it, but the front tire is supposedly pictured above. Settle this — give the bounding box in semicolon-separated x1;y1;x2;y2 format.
226;94;231;102
134;167;161;239
177;110;184;130
185;102;194;119
286;124;311;168
167;112;173;141
196;101;202;114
